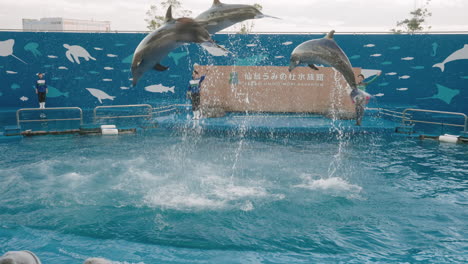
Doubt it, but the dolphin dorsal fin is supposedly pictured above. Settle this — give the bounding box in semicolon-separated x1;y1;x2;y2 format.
165;5;174;22
325;30;335;39
213;0;222;6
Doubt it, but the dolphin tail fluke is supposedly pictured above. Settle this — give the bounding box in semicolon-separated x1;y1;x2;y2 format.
255;14;281;20
432;63;444;72
110;96;116;101
63;92;70;98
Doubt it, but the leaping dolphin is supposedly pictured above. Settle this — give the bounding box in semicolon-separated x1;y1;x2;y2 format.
131;6;213;86
195;0;279;34
288;30;357;90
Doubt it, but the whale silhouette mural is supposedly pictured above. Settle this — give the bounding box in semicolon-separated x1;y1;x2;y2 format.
24;42;42;57
64;44;96;64
85;88;115;103
433;44;468;72
0;39;27;64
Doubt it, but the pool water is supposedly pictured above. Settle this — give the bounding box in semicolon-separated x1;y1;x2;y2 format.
0;129;467;263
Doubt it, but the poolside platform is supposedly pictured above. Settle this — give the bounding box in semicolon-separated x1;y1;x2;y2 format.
154;112;399;137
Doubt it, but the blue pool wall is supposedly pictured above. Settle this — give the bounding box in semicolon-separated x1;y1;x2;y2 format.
0;31;467;114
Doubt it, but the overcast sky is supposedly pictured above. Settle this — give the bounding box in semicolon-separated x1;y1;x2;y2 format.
1;0;467;32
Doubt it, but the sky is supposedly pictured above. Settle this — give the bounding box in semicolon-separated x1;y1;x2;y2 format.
0;0;467;32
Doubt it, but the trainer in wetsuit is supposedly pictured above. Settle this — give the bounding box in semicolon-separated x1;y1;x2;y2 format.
352;72;381;126
187;70;206;120
35;73;48;109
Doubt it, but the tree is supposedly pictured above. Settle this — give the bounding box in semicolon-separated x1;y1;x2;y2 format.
144;0;192;30
237;4;263;34
391;0;432;34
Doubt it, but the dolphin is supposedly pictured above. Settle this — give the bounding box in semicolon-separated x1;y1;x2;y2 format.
195;0;279;34
289;30;356;90
131;6;213;86
83;258;111;264
0;250;42;264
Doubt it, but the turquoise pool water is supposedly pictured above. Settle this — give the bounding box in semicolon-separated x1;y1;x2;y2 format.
0;128;467;263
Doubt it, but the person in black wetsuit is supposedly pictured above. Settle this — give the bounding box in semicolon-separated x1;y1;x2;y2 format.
35;73;48;109
187;70;206;120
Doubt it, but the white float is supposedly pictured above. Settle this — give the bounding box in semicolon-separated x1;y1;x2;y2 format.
101;125;118;135
439;134;458;143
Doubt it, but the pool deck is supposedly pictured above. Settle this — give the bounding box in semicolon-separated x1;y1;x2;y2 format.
155;112;399;136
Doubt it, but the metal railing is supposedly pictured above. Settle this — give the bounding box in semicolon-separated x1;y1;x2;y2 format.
93;104;153;122
401;108;468;133
367;108;409;120
16;107;83;126
153;104;190;115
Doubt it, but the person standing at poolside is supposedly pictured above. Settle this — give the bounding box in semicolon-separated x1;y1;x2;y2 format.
35;73;48;109
352;72;381;126
187;69;207;120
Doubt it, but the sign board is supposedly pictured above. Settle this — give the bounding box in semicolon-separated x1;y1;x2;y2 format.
195;65;361;115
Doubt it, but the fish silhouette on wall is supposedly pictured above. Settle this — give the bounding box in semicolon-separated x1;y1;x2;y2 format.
145;84;175;93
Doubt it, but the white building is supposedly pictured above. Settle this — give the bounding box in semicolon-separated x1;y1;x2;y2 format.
22;17;111;32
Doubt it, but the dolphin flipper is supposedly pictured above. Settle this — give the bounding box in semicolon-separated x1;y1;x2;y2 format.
154;64;169;71
308;64;319;70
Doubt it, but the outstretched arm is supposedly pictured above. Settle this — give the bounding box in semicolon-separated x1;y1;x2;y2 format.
365;72;381;86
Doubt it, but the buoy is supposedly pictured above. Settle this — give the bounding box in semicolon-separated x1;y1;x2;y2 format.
101;128;118;135
439;134;458;143
100;125;116;129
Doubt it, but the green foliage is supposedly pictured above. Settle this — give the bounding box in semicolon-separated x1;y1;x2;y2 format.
144;0;192;31
237;4;263;34
391;0;432;34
